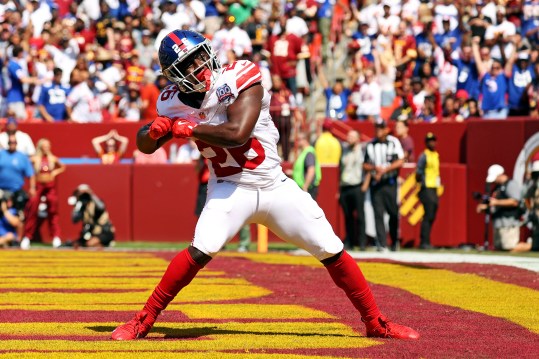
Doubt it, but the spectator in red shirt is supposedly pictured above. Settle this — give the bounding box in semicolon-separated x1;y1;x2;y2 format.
269;74;299;161
126;54;145;86
140;70;160;121
267;18;303;98
394;120;415;162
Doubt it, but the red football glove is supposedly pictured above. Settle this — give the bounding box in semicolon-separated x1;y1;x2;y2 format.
149;116;174;140
172;118;198;138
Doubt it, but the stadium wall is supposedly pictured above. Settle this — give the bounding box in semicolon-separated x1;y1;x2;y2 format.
20;119;538;246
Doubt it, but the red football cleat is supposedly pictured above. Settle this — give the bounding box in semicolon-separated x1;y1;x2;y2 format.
363;315;420;340
111;311;153;340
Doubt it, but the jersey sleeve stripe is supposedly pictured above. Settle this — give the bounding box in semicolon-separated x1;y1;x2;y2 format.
237;62;256;77
236;66;261;89
238;73;262;92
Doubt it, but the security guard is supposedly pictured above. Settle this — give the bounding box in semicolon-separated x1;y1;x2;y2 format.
415;132;440;249
293;132;322;200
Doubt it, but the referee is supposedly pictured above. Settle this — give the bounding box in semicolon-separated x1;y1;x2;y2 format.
363;120;404;251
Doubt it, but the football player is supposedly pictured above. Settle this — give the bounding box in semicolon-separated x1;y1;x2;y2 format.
112;30;419;341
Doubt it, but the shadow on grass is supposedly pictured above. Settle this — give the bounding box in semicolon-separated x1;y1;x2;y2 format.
87;325;355;339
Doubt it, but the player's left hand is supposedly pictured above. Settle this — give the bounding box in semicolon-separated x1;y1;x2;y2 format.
172;118;198;138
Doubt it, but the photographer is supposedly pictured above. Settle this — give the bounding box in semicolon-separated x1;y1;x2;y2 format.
522;161;539;252
0;190;22;248
69;184;115;248
476;164;522;251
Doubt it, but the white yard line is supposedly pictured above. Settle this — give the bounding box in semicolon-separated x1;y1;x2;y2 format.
291;249;539;273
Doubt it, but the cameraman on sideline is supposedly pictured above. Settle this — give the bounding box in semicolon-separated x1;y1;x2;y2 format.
476;164;522;251
69;184;115;248
522;161;539;252
0;190;22;248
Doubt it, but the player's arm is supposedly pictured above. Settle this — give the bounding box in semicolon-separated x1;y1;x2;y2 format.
190;84;263;148
137;122;173;154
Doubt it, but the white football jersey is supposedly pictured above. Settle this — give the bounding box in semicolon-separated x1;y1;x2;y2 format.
157;60;282;188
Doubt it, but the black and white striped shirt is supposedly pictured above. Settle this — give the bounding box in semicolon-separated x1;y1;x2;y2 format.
364;135;404;185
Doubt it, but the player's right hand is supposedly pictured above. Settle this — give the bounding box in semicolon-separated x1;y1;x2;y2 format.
149;116;174;140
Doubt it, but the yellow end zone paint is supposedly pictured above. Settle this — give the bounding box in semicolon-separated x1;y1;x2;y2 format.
179;304;333;319
0;352;362;359
0;284;272;306
0;322;378;351
0;277;251;290
358;262;539;334
222;253;539;334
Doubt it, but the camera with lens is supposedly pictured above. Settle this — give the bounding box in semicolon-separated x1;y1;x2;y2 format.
68;185;94;224
473;191;490;205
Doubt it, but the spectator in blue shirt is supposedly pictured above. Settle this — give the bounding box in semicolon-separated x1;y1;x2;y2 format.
317;0;334;60
350;22;373;63
472;36;508;119
37;68;70;122
317;59;353;121
0;135;35;197
435;17;462;53
504;43;535;117
454;44;480;100
203;0;226;36
0;190;21;248
414;22;436;77
6;46;37;120
521;0;539;46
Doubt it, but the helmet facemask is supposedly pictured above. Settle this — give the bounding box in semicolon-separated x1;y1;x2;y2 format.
162;41;221;93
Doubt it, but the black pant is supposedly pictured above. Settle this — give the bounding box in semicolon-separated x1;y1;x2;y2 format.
371;183;399;249
339;185;366;249
418;187;439;247
270;112;292;161
308;186;319;201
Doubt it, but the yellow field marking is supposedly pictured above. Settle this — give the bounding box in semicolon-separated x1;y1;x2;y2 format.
0;267;223;277
0;322;378;351
180;304;333;319
0;304;328;319
0;267;166;276
359;262;539;334
0;271;226;278
219;254;539;334
0;284;271;306
0;259;168;269
0;352;362;359
220;253;322;267
0;277;250;290
0;304;159;311
0;251;156;259
0;320;343;337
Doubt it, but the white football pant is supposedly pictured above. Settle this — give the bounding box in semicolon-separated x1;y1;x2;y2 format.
193;174;344;261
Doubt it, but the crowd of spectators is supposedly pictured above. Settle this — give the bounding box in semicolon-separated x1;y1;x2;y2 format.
0;0;537;128
0;0;538;250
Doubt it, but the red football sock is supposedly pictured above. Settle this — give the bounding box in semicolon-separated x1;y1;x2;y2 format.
324;251;381;321
142;248;203;324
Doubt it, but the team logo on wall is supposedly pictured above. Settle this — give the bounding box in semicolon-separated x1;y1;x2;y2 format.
399;173;444;225
216;84;234;104
513;132;539;186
